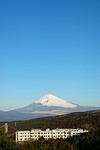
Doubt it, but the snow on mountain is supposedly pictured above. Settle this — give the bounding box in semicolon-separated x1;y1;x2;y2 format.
34;94;77;108
0;94;100;122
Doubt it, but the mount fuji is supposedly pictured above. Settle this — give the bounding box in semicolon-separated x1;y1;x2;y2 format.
34;94;77;108
0;94;100;121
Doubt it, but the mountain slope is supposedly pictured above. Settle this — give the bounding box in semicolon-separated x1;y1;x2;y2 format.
15;94;100;116
6;110;100;131
0;94;100;122
15;94;79;114
34;94;77;108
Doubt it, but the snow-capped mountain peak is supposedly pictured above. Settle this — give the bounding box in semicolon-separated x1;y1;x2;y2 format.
0;94;100;121
34;94;77;108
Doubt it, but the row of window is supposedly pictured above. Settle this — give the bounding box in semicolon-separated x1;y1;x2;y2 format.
18;132;68;135
17;135;67;141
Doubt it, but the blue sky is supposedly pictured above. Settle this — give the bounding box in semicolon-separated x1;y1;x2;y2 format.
0;0;100;110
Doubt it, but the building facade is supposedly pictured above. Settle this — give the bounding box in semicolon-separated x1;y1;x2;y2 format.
16;128;88;143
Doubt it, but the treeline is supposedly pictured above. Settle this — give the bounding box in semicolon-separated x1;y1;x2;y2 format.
0;129;100;150
0;110;100;149
6;110;100;132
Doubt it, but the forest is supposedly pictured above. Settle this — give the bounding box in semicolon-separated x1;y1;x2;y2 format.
0;110;100;150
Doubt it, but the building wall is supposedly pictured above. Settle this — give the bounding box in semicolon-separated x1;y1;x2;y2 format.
16;128;88;143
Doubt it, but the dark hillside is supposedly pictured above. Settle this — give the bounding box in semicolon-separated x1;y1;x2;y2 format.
0;110;100;132
0;110;100;150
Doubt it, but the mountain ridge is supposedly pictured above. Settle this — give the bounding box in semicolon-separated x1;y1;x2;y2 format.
34;94;77;108
0;94;100;122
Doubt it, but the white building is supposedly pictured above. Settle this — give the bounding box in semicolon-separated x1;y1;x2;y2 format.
16;128;88;143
